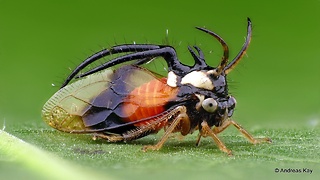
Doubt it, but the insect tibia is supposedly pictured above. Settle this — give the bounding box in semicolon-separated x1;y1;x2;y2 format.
122;125;157;141
92;133;124;142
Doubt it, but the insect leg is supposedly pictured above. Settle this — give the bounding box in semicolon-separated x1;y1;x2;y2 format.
199;121;232;155
142;106;189;152
122;114;174;142
212;119;272;144
92;133;124;142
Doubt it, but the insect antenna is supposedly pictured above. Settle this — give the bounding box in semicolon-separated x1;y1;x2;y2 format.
224;18;252;74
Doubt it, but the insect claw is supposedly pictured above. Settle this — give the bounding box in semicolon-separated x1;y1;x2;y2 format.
92;135;98;141
253;137;272;144
142;145;158;152
195;133;202;146
142;146;148;152
266;137;272;143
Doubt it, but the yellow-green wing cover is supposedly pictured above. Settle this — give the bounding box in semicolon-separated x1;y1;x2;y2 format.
42;69;113;132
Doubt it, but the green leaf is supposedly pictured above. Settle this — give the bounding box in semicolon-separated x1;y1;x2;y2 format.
0;129;111;180
1;1;319;180
1;126;319;180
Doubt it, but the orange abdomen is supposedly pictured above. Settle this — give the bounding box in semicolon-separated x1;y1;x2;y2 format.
122;77;178;126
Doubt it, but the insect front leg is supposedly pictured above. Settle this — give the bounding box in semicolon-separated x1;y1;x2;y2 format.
142;106;190;152
212;119;272;144
199;121;233;156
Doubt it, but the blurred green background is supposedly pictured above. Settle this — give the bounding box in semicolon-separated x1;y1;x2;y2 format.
0;0;319;180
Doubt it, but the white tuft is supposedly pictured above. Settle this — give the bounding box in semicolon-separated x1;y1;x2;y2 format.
167;71;178;87
181;71;214;90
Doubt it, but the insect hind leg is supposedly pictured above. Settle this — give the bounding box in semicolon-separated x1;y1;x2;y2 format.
142;106;189;152
92;133;124;142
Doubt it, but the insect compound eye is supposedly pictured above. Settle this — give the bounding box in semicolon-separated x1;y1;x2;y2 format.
202;98;218;113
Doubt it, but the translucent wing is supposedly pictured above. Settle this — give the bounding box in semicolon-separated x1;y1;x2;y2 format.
42;68;114;132
42;65;177;133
